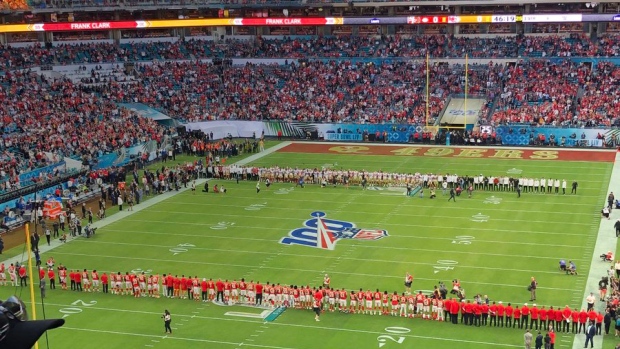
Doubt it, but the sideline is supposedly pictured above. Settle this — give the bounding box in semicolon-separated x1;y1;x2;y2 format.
0;141;291;266
572;152;619;349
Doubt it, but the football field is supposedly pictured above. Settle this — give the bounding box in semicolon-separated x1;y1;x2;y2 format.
1;142;616;349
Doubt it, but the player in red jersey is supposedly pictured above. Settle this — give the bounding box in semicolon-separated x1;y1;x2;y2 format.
132;274;140;297
138;272;147;296
208;278;216;301
82;269;91;292
224;280;232;303
381;291;389;315
399;293;408;317
124;272;132;295
114;272;123;295
356;289;365;313
373;289;382;315
338;288;347;311
313;287;323;322
415;291;424;318
292;286;300;309
192;276;200;301
152;274;160;298
422;296;431;319
173;275;181;298
407;293;415;318
364;290;373;315
390;292;399;316
91;270;100;292
231;279;239;304
238;279;247;304
327;288;335;312
8;264;16;286
179;275;188;299
147;275;153;297
349;290;357;313
437;298;445;321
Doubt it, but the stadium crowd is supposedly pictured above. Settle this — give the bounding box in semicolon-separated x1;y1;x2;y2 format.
2;33;620;69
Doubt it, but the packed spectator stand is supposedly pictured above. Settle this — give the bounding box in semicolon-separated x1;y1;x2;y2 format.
0;31;618;231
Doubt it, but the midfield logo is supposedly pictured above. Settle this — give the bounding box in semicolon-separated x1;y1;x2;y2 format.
279;211;389;250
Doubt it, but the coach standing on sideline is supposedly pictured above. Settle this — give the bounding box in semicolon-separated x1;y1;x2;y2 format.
614;220;620;237
529;277;537;301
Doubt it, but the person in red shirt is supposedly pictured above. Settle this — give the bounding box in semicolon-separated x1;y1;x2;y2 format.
101;272;109;294
473;302;482;327
571;308;580;334
539;306;548;330
69;270;76;290
313;287;323;322
449;298;459;324
521;304;530;330
530;304;539;330
186;277;194;300
47;268;56;290
505;303;514;328
255;281;263;306
165;274;173;298
489;301;498;327
578;308;588;334
215;278;225;303
497;301;506;327
38;267;45;280
549;329;556;347
512;305;521;329
179;275;188;300
173;275;181;298
18;265;27;287
554;307;563;332
480;302;489;326
596;311;603;335
201;278;208;302
464;301;473;326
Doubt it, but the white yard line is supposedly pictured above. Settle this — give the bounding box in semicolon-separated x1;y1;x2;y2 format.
571;152;619;349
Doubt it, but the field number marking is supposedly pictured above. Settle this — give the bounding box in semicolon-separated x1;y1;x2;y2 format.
507;168;522;175
130;268;153;275
170;243;196;256
433;260;458;274
274;187;295;195
210;221;236;230
377;327;410;348
59;299;97;318
483;196;502;205
451;236;475;245
245;202;268;211
470;213;490;222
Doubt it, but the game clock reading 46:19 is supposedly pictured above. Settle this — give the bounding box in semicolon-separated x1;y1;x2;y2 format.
492;15;516;23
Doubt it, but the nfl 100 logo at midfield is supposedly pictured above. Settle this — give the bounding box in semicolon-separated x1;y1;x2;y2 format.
279;211;389;250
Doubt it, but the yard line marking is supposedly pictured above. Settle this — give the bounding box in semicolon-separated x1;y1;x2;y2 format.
141;209;593;227
50;251;572;291
104;228;590;257
57;310;523;347
73;240;570;275
169;199;595;217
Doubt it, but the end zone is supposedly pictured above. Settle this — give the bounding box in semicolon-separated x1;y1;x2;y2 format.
277;142;616;162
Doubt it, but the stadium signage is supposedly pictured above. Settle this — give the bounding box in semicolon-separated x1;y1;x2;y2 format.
279;211;388;250
70;22;111;30
265;18;303;25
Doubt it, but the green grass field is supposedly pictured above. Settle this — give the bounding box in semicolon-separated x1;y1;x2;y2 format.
0;143;614;349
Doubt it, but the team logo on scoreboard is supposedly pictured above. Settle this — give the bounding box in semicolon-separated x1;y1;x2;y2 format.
279;211;388;250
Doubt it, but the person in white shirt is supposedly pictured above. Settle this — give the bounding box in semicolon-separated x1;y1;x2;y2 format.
561;179;567;194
